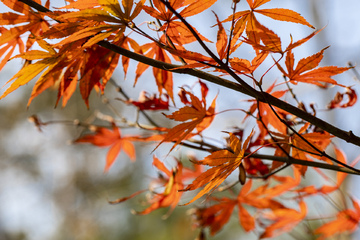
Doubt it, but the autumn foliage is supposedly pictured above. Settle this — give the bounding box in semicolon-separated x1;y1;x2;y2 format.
2;0;360;239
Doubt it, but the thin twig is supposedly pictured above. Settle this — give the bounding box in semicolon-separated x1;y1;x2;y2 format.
283;75;300;105
225;1;237;66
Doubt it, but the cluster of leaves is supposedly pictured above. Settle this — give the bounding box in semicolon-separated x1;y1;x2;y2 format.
1;0;360;239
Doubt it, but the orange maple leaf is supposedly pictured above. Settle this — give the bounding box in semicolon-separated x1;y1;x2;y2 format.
272;123;333;175
154;89;217;153
53;0;145;47
135;156;202;215
181;130;254;205
193;198;237;236
260;201;307;239
242;22;283;53
295;148;360;197
0;0;50;50
142;0;215;45
237;179;284;232
265;167;301;198
77;43;120;107
0;38;64;103
277;47;350;87
59;0;99;10
0;0;51;74
243;81;288;134
221;0;313;53
135;37;175;101
75;124;136;172
230;51;269;75
193;179;284;235
314;198;360;240
0;27;24;72
223;0;313;29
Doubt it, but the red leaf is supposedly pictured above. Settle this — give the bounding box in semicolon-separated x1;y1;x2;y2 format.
327;87;357;109
124;91;169;110
75;124;136;172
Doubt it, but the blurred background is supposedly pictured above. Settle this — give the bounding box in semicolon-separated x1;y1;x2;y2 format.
1;0;360;239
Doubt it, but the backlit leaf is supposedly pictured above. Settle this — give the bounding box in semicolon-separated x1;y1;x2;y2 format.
75;124;136;172
181;131;254;205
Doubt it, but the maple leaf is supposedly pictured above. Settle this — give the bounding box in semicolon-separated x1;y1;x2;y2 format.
135;156;183;215
43;37;120;108
265;167;301;198
224;0;314;28
242;22;283;53
0;0;50;50
285;27;324;52
0;0;50;74
0;38;64;103
75;124;136;172
295;148;360;197
314;198;360;240
1;25;120;108
59;0;100;10
221;0;313;53
0;27;24;72
243;157;269;176
277;47;350;87
67;36;123;107
272;123;333;175
154;89;217;153
213;12;228;60
237;179;284;232
193;198;237;236
77;44;120;107
260;201;307;239
327;87;357;109
135;38;175;101
53;0;145;47
180;130;254;205
54;37;122;107
142;0;215;45
193;179;284;235
243;81;288;134
230;51;269;75
135;156;201;215
123;91;169;110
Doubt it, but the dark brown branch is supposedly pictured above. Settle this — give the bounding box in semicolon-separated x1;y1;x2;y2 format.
244;153;360;175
